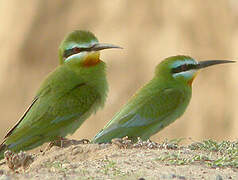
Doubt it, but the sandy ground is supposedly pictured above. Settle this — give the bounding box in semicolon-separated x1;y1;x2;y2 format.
0;139;237;180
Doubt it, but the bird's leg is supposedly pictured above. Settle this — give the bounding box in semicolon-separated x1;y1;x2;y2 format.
48;137;68;148
111;136;133;148
42;137;66;153
52;137;90;147
75;139;90;144
43;137;90;153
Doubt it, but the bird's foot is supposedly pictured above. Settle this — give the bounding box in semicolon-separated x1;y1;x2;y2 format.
43;137;90;153
75;139;90;144
49;137;70;148
111;136;133;148
51;138;90;148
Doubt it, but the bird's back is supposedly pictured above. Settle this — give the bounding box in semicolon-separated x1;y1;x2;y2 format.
93;77;192;143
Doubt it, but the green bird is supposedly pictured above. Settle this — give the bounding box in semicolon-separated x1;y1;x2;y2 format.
0;30;121;159
92;55;234;143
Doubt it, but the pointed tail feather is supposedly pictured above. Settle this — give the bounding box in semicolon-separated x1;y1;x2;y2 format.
0;143;7;160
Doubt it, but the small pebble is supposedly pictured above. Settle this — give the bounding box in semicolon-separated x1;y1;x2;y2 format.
216;174;223;180
0;175;11;180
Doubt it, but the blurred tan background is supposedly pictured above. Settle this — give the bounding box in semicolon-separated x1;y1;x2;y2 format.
0;0;237;143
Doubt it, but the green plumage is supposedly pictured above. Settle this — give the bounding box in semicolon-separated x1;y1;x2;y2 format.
92;55;234;143
5;61;107;149
0;30;119;159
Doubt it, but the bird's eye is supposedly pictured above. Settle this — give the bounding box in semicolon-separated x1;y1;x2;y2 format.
73;47;81;53
63;47;82;59
172;64;189;73
180;64;187;71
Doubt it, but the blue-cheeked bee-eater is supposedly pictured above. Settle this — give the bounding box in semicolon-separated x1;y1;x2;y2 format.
0;30;121;159
93;55;234;143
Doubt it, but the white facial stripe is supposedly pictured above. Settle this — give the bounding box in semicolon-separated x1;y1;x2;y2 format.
172;69;197;79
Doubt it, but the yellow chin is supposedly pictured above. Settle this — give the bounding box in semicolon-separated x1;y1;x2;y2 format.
82;51;101;67
188;71;200;86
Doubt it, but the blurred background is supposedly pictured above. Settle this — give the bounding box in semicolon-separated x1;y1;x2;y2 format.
0;0;237;144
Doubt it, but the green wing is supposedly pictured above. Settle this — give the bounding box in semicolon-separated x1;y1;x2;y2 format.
93;87;189;143
4;67;101;151
4;97;39;139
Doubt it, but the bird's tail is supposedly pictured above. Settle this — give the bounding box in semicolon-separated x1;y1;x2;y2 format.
0;143;7;160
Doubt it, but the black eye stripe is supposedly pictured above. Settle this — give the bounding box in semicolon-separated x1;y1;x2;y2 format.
63;47;93;59
171;64;197;73
63;49;75;59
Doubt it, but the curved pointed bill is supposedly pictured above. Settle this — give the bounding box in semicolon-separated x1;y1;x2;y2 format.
90;43;122;51
197;60;235;69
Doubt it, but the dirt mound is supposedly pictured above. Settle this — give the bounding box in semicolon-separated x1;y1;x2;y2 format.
0;139;237;179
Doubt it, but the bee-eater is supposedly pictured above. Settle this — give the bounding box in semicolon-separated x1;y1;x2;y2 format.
92;55;234;143
0;30;121;159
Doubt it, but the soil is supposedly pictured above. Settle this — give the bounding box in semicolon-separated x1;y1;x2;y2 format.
0;139;237;180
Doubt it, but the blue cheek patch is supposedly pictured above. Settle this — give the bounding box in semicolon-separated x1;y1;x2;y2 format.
172;70;197;79
64;52;87;63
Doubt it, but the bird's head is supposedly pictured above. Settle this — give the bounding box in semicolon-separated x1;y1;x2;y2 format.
155;55;234;86
58;30;121;65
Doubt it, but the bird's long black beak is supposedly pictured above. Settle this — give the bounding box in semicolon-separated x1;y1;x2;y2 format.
197;60;235;69
91;43;122;51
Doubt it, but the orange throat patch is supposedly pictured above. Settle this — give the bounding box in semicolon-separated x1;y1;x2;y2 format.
188;76;195;86
82;56;101;67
